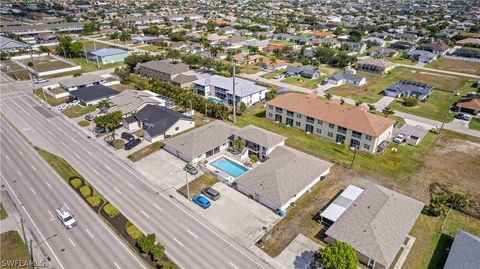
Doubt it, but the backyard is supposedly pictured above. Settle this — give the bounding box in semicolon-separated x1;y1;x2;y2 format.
71;58;124;73
469;117;480;130
426;58;480;75
240;64;262;74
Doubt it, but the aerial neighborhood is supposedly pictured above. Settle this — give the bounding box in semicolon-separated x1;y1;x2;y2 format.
0;1;479;269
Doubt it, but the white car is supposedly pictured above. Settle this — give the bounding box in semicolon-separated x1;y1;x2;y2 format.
393;134;406;144
34;78;49;84
56;206;77;229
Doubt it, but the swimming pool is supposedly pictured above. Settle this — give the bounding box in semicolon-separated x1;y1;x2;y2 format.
207;96;223;104
211;157;248;178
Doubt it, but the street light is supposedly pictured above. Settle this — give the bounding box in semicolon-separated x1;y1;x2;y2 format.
182;165;190;200
349;146;358;169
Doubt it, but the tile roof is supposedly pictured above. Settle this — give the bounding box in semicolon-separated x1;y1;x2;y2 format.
267;93;395;137
443;230;480;269
456;97;480;111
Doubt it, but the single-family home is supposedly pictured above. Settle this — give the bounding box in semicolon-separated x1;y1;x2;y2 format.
218;26;237;35
443;230;480;269
368;47;398;58
123;105;194;142
256;57;287;71
36;33;57;44
345;42;367;54
384;80;434;100
266;93;395;153
363;37;386;47
221;36;246;49
88;48;128;64
325;183;424;269
0;36;28;52
394;33;417;42
325;69;366;86
390;41;415;51
230;124;286;160
313;38;341;48
285;65;320;79
454;48;480;59
192;75;270;107
244;39;269;49
454;94;480;115
262;44;284;53
417;42;450;56
407;50;438;63
132;36;159;44
134;60;197;88
356;58;396;74
310;31;332;39
456;38;480;47
109;90;162;116
69;84;119;105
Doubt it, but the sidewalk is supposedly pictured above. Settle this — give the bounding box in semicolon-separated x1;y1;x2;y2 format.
397;63;480;79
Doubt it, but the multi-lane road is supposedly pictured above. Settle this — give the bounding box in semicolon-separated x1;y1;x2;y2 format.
0;79;274;268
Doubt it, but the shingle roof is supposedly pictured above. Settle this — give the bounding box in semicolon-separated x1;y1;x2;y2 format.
171;73;197;84
233;125;286;149
443;230;480;269
90;48;128;57
236;146;332;207
357;58;396;69
328;71;365;83
137;60;189;75
325;184;424;267
70;85;119;103
133;105;193;137
193;75;269;98
267;93;395;137
58;74;104;88
109;90;160;114
0;36;28;50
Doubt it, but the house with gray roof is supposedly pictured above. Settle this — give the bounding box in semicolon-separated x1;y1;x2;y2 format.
384;80;434;100
325;183;424;269
0;36;28;52
326;69;366;86
231;125;286;160
443;230;480;269
285;65;320;79
134;60;196;88
236;146;332;212
123;105;194;142
69;84;119;105
58;74;107;91
110;90;161;116
407;50;438;63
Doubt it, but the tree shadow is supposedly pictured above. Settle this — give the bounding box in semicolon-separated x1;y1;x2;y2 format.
293;250;317;269
427;233;454;269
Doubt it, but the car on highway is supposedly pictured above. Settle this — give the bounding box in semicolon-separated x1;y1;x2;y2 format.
192;194;210;209
201;187;220;201
85;114;94;121
456;113;471;121
121;132;135;142
124;138;141;150
34;78;49;84
393;134;406;144
184;163;198;175
56;206;77;229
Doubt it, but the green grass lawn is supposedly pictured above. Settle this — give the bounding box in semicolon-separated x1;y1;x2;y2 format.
469;117;480;130
385;56;416;65
33;88;68;106
35;147;82;182
178;174;219;198
404;210;480;269
1;231;30;269
237;105;438;180
71;58;124;73
268;40;296;46
261;69;286;79
281;76;324;89
240;64;262;74
426;58;480;75
127;141;165;162
0;203;7;220
140;45;166;53
62;105;97;118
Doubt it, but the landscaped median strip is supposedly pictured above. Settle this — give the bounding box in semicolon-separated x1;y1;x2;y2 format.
34;147;177;269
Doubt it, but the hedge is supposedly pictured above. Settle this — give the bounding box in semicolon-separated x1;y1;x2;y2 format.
80;185;92;198
112;139;124;150
86;196;102;207
103;203;119;218
125;221;144;240
78;120;90;127
70;178;83;189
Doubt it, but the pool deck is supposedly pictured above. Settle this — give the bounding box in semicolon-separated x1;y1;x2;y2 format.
199;150;260;184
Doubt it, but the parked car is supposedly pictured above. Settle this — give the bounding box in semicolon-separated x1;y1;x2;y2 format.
85;114;94;121
66;97;76;103
456;113;471;121
34;78;48;84
201;187;220;201
124;138;141;150
184;163;198;175
121;132;135;142
393;134;406;144
192;194;210;209
94;126;106;134
56;206;77;229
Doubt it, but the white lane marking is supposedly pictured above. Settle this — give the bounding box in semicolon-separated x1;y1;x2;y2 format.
153;203;162;211
63;203;71;211
48;210;54;221
0;175;66;269
140;210;149;218
5;154;10;160
68;237;76;247
47;130;53;135
31;165;36;171
114;262;121;269
114;187;122;195
17;170;22;176
104;164;111;171
172;237;184;247
74;153;81;159
92;169;100;176
229;262;239;269
86;150;93;156
45;182;52;189
127;182;134;189
30;187;36;194
85;229;94;239
60;141;66;146
186;229;198;239
18;150;23;156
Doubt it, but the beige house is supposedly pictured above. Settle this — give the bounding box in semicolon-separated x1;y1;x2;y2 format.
356;58;396;74
134;60;197;88
266;93;395;153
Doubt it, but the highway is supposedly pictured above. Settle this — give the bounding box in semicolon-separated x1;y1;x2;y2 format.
0;117;146;269
0;81;274;268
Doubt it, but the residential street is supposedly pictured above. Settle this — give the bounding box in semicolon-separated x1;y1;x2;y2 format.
0;117;146;269
0;80;277;269
396;63;480;79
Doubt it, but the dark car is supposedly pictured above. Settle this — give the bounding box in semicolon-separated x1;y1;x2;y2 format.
184;163;198;175
124;138;141;150
94;126;106;133
192;194;210;209
121;132;135;141
85;114;94;121
456;113;471;121
66;97;77;103
201;187;220;201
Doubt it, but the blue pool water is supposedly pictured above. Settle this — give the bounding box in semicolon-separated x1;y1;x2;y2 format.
211;157;248;177
208;96;223;104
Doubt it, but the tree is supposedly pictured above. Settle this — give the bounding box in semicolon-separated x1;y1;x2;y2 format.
82;21;99;35
137;233;156;254
160;261;176;269
238;102;247;114
119;31;131;48
143;25;159;36
56;36;83;58
94;110;122;143
368;104;376;111
38;46;51;55
109;31;119;42
124;53;156;71
382;106;395;117
319;241;358;269
98;99;113;112
347;29;363;42
402;97;418;107
355;100;363;107
340;98;345;105
247;46;259;55
233;139;245;153
325;92;332;100
149;243;165;261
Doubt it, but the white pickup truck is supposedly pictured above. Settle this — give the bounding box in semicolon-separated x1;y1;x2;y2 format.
56;206;77;229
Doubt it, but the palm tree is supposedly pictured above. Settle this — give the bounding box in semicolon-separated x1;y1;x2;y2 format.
119;31;131;48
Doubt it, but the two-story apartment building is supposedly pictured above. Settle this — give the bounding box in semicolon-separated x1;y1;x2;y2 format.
134;60;197;88
266;93;395;153
192;75;270;107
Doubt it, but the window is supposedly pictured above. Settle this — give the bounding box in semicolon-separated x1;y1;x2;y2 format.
366;135;373;141
296;113;302;118
175;127;179;131
305;124;313;133
275;114;283;122
268;113;273;117
295;121;301;127
352;130;362;139
316;128;322;134
337;126;347;134
328;132;333;138
306;116;314;124
364;144;370;150
276;107;283;113
286;118;293;126
268;105;273;109
287;110;294;117
329;123;334;128
317;120;323;125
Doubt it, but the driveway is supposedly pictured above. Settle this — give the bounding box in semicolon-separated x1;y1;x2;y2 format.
374;96;395;110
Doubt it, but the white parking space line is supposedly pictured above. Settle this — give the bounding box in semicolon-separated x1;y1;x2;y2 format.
68;237;76;247
140;210;149;218
172;237;184;247
30;187;36;194
114;262;121;269
45;182;52;189
17;170;22;176
85;229;94;239
127;182;134;189
60;141;66;146
92;169;100;176
114;187;122;195
229;262;239;269
48;210;54;221
74;153;81;159
186;229;198;239
153;203;162;211
47;130;53;135
104;165;111;171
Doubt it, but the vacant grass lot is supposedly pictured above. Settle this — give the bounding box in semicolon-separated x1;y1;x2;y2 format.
62;105;97;118
0;203;7;220
127;141;164;162
33;88;68;107
240;64;262;74
281;76;324;89
261;69;286;79
0;60;31;80
71;58;124;73
469;117;480;130
1;231;30;269
237;105;436;180
178;174;218;198
385;56;416;65
19;56;74;72
141;45;166;53
426;58;480;75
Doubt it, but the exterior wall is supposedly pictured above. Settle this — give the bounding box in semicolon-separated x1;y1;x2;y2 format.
123;119;141;131
164;119;195;138
236;184;281;211
266;104;393;153
145;132;164;142
99;53;128;64
135;65;174;82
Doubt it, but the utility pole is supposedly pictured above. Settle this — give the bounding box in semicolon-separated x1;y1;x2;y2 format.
93;39;100;68
439;92;457;134
349;147;358;169
185;171;190;200
232;59;236;123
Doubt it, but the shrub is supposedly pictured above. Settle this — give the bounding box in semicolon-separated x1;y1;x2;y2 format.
70;178;83;189
79;185;92;198
424;193;450;216
249;154;259;163
125;221;144;240
160;261;177;269
86;196;102;207
78;120;90;127
150;243;165;261
319;241;358;269
402;97;418;107
103;203;119;218
73;73;82;77
112;139;124;150
137;233;156;254
430;128;440;134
